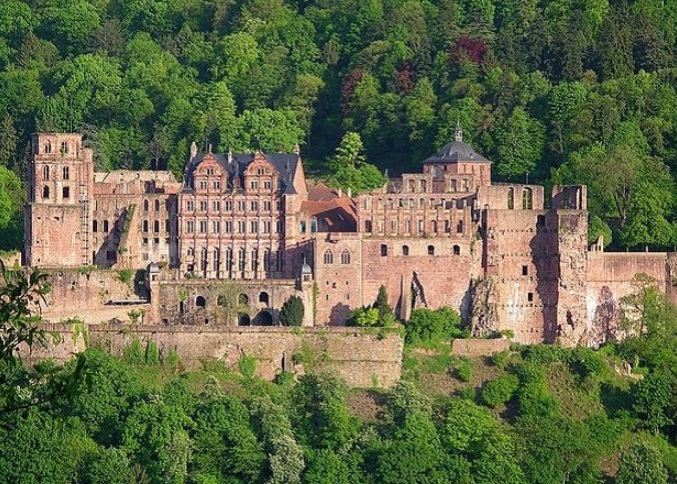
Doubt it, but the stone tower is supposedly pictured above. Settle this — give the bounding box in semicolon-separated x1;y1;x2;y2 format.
24;133;94;267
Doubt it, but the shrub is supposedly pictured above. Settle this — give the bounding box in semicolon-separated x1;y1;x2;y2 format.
570;347;608;380
405;306;466;346
454;358;472;382
237;354;257;379
280;296;304;326
481;374;520;408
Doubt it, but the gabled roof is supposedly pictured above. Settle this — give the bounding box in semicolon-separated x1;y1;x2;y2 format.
183;152;301;194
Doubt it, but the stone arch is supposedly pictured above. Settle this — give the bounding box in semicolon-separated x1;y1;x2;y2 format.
259;291;270;305
154;199;160;211
453;245;461;255
143;199;149;211
238;293;249;306
42;186;50;199
254;310;273;326
238;313;251;326
195;295;206;308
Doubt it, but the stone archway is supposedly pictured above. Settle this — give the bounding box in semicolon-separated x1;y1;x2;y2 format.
238;313;251;326
254;310;273;326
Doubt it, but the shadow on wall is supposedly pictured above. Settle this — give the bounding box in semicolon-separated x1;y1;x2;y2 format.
329;303;350;326
530;213;558;343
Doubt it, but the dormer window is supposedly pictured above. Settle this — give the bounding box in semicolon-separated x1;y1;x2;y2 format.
206;168;215;176
257;168;265;175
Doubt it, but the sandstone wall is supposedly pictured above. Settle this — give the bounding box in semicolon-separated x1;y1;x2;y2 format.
32;324;404;388
585;252;669;345
39;269;149;325
451;338;510;356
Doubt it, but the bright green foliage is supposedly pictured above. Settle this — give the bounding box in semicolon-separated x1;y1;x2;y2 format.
79;447;131;484
327;132;386;194
279;295;305;327
481;374;520;407
632;373;674;435
405;306;466;346
616;440;669;484
292;373;360;449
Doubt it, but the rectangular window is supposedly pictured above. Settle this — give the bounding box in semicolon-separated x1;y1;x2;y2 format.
263;200;271;211
263;180;272;190
300;221;307;233
251;200;258;211
251;220;259;233
199;201;207;212
238;220;246;233
224;200;232;211
199;220;207;233
263;220;271;233
225;221;233;233
186;220;195;233
276;220;283;233
522;265;528;276
212;221;220;233
212;201;220;211
213;180;220;190
186;200;195;211
199;180;207;190
237;201;246;211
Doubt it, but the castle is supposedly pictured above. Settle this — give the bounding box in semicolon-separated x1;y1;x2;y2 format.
24;130;677;347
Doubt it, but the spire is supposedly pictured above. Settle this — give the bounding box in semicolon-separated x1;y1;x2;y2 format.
454;119;463;142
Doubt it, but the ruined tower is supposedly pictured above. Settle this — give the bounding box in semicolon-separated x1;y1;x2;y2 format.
24;133;94;267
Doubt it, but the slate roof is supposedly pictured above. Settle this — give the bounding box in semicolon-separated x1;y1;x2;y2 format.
422;139;491;164
183;152;301;194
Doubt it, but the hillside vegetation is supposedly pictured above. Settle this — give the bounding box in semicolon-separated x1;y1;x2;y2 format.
2;1;677;250
1;269;677;483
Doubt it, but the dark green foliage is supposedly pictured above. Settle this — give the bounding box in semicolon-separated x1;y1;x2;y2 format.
279;295;304;327
405;306;466;346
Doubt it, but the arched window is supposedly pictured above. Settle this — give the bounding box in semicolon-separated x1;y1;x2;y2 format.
44;141;52;154
340;250;351;264
143;199;149;211
433;165;442;179
60;141;68;154
238;293;249;306
154;199;160;211
42;186;49;198
402;245;409;256
427;245;435;256
153;220;160;232
196;296;206;308
239;314;251;326
507;187;514;209
522;188;533;209
62;166;69;180
365;220;372;232
453;245;461;255
457;220;464;233
42;165;50;180
62;186;70;199
380;244;388;256
259;291;270;305
143;220;149;232
323;249;334;264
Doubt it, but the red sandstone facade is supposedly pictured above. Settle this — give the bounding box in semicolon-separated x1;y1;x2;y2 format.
26;130;673;346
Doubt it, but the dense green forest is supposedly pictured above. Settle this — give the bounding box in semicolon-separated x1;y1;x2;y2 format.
3;265;677;483
1;0;677;250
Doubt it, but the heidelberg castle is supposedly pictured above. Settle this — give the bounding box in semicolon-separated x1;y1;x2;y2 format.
23;129;677;347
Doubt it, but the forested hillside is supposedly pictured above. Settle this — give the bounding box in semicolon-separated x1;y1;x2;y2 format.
1;0;677;250
3;274;677;484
